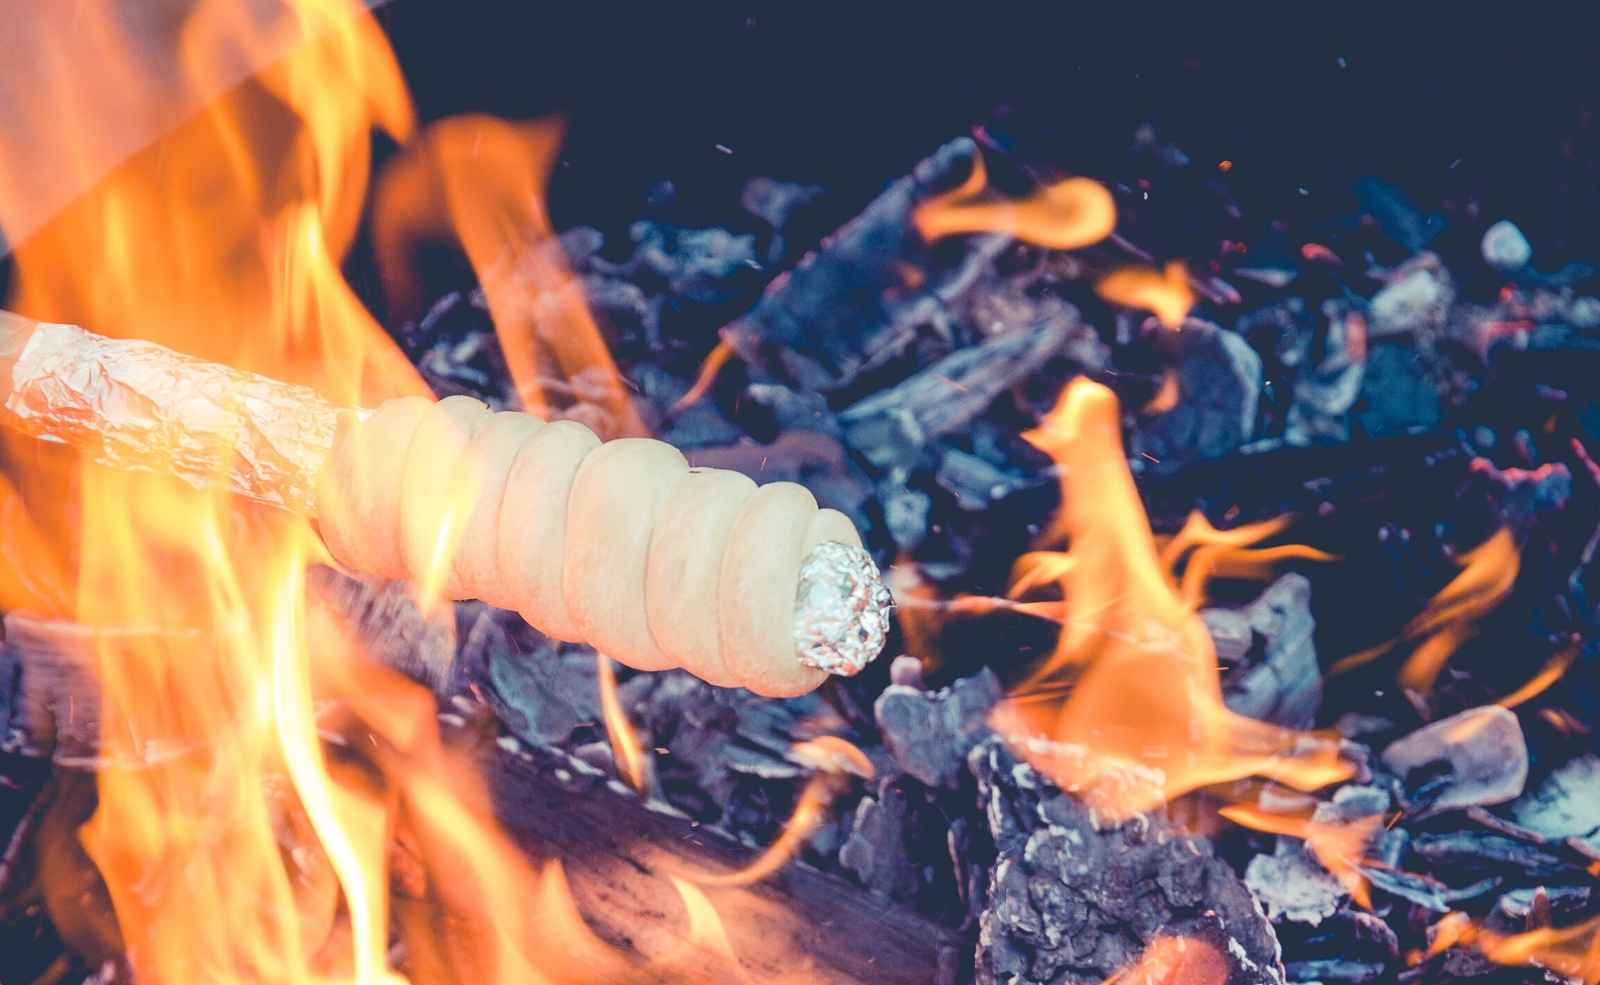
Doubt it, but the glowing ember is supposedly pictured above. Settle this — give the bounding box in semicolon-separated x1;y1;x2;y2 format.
1101;935;1228;985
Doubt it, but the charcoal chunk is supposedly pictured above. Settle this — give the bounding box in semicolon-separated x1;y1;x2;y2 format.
1131;320;1262;467
1511;754;1600;853
841;315;1072;470
1482;220;1533;271
1382;706;1528;813
1206;573;1322;728
875;669;1002;788
722;138;998;391
970;738;1285;985
1245;843;1349;926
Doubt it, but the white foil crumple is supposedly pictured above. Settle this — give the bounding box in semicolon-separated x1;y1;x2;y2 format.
793;540;893;676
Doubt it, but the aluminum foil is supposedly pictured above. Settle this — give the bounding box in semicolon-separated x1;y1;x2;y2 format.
793;540;893;676
1;320;345;513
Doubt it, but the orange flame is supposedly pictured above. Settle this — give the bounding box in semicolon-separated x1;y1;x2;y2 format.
1158;511;1335;610
1496;644;1578;709
912;151;1117;250
597;653;650;794
1218;803;1381;909
0;1;825;982
684;737;872;889
1331;528;1520;694
1425;911;1600;984
372;114;643;435
1096;261;1196;329
672;339;739;414
994;379;1350;817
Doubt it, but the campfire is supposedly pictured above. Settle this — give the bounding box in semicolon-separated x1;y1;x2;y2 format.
1;5;1598;985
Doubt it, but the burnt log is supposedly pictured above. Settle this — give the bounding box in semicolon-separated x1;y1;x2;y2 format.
477;736;964;985
0;600;963;985
0;568;456;763
969;737;1285;985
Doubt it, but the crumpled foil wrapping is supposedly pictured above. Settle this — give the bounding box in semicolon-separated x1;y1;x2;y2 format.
793;540;894;676
2;320;346;513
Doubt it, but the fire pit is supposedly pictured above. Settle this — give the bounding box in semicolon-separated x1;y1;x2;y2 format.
2;5;1599;985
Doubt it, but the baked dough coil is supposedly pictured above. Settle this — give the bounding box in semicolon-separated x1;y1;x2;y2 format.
314;395;890;696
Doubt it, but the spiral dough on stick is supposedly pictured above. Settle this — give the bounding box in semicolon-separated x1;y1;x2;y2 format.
314;395;892;696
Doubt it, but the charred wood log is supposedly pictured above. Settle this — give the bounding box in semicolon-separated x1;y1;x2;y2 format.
0;568;456;763
474;735;963;985
969;737;1285;985
0;601;962;985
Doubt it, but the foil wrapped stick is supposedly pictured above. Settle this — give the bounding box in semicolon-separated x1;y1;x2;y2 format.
0;312;891;695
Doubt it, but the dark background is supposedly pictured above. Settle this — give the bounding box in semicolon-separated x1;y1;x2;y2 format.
373;6;1600;270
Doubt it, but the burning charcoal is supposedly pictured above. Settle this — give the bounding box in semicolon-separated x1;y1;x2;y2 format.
1130;319;1262;468
874;668;1002;788
1283;958;1389;984
477;639;603;749
1245;842;1350;925
722;137;1007;392
1354;177;1445;253
1482;220;1533;271
1368;253;1454;339
1353;341;1443;436
839;780;922;901
1510;754;1600;854
841;315;1073;470
934;447;1028;511
1285;300;1367;445
741;177;824;231
970;738;1285;985
1206;573;1322;728
1381;706;1529;813
1409;831;1575;880
1463;457;1573;536
625;221;760;304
